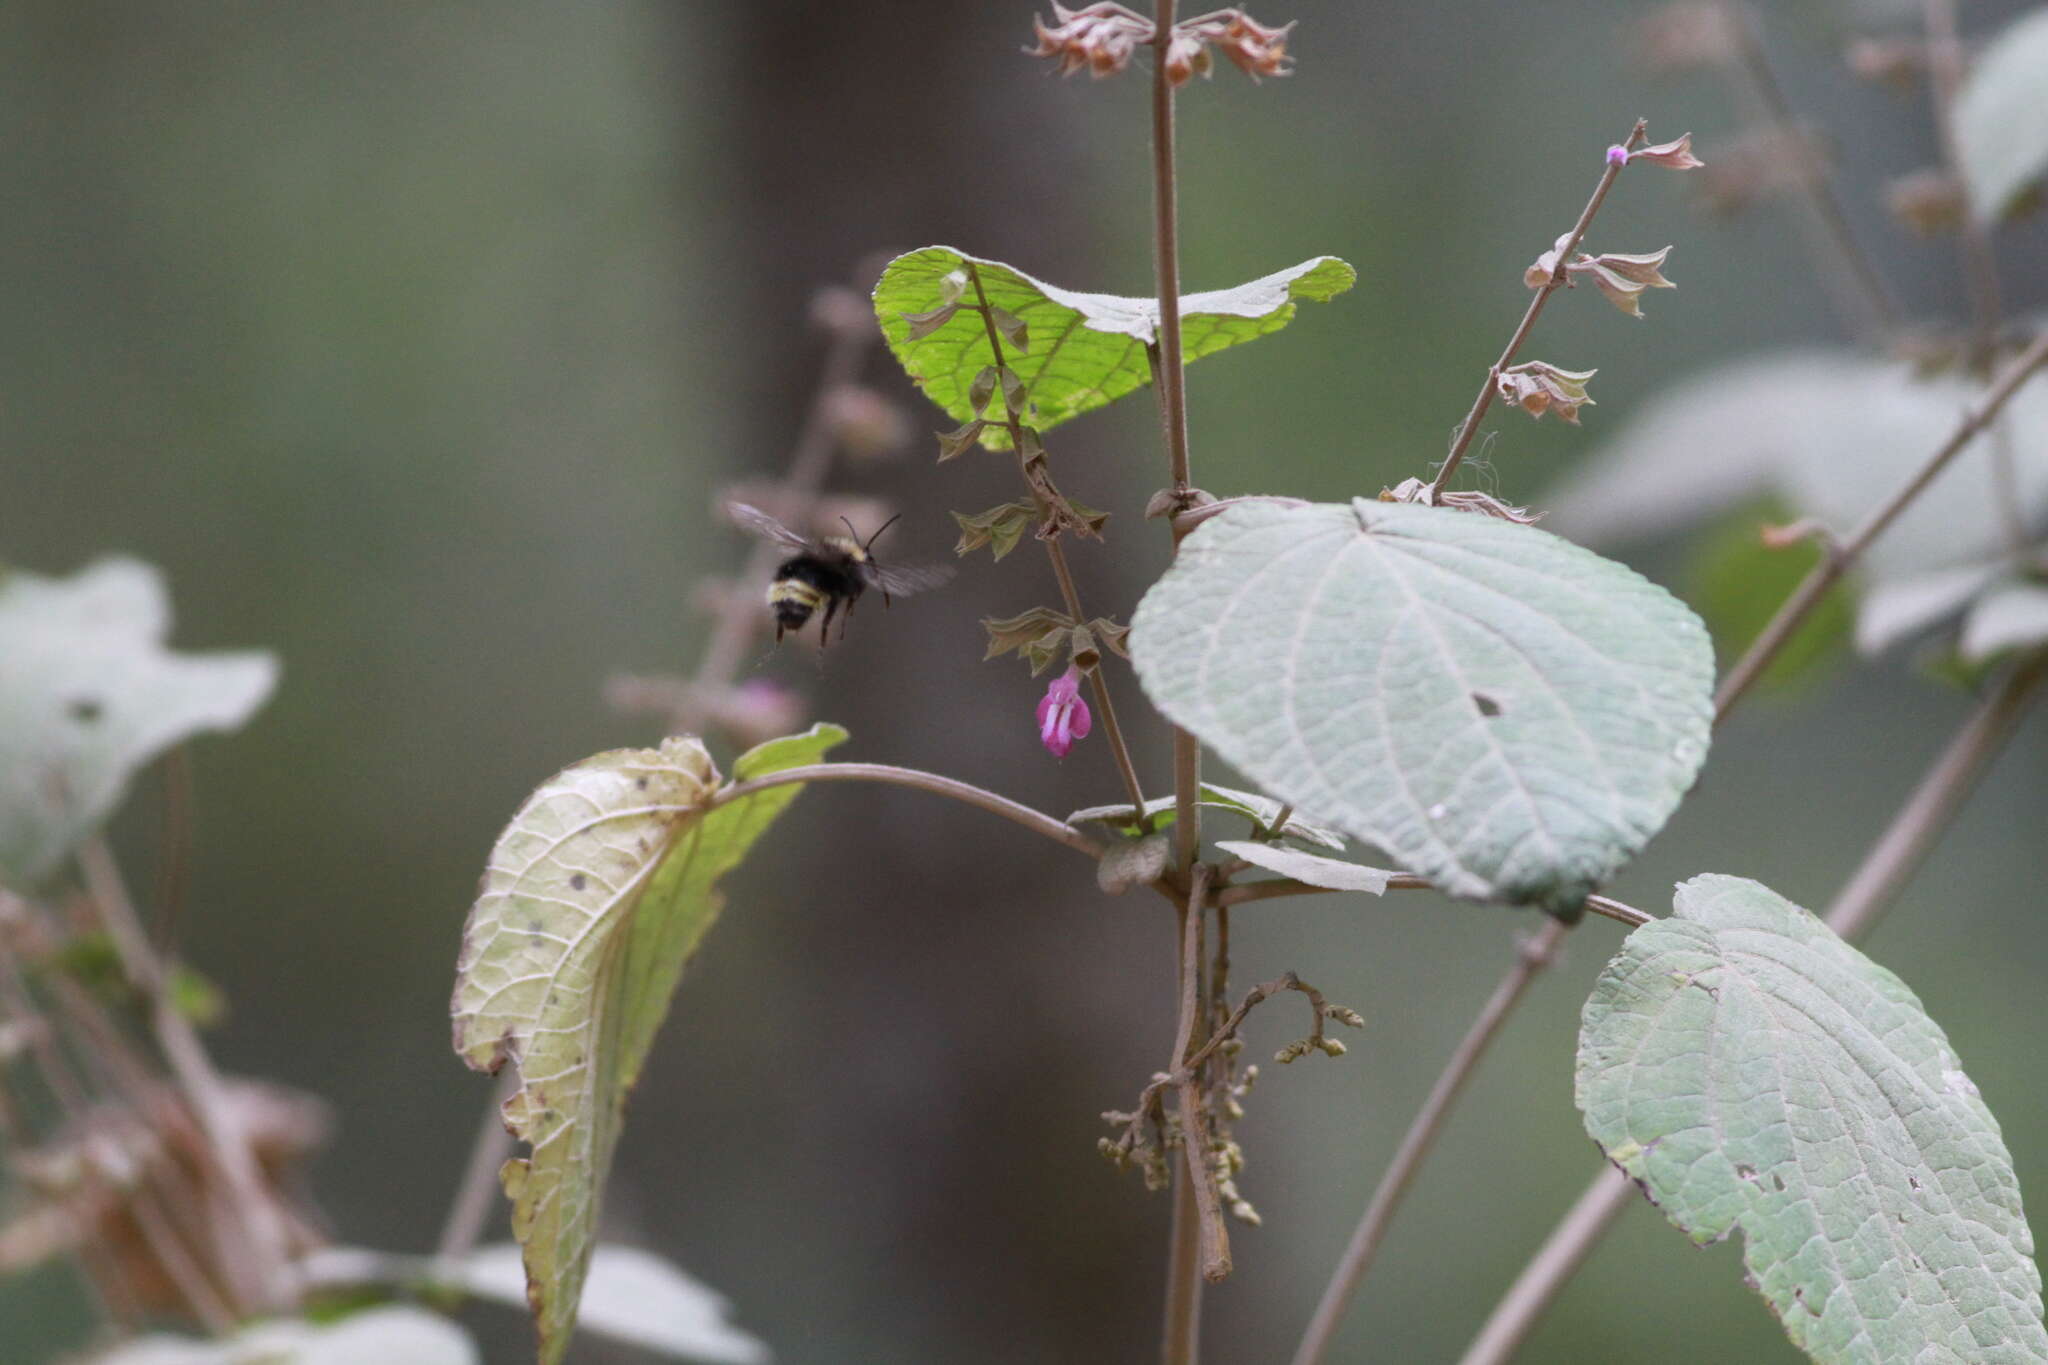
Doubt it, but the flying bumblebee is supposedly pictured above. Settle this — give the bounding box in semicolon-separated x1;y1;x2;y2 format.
728;502;954;646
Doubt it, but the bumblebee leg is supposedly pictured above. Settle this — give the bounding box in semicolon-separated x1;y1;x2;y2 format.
818;597;841;649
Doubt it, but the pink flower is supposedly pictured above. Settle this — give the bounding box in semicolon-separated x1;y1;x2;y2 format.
1037;667;1093;758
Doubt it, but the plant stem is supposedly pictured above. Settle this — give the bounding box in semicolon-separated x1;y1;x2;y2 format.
1164;863;1214;1365
1457;651;2048;1365
1427;118;1646;504
1151;0;1191;498
1920;0;2003;357
677;287;874;721
1714;331;2048;718
77;838;297;1312
435;1068;520;1263
1291;919;1572;1365
710;761;1104;856
963;262;1151;818
1724;3;1899;343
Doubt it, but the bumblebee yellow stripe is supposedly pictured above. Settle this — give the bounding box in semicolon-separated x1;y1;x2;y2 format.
769;580;825;610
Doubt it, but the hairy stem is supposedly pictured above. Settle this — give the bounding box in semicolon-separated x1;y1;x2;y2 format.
1163;862;1211;1365
1210;876;1647;929
1458;652;2048;1365
1291;919;1572;1365
963;262;1151;817
1427;118;1646;504
1714;332;2048;718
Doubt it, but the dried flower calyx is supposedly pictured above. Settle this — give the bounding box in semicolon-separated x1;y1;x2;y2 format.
984;608;1128;675
1030;5;1295;87
1380;478;1542;526
1497;361;1599;423
1529;238;1678;318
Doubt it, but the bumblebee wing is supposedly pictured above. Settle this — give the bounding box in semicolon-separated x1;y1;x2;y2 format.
726;502;812;553
866;561;956;597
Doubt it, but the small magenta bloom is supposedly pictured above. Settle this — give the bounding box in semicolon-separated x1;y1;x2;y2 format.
1606;144;1630;167
1037;667;1093;758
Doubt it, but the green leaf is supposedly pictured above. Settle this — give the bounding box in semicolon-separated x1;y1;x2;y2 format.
1685;499;1853;695
1129;500;1715;912
1954;7;2048;222
1066;783;1346;850
874;246;1355;451
450;723;846;1365
1578;876;2048;1362
0;559;277;890
1214;840;1393;895
1961;579;2048;662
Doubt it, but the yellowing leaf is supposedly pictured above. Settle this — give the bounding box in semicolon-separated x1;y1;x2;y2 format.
450;724;845;1365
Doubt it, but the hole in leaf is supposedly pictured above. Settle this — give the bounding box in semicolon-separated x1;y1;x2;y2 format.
1909;1175;1923;1191
68;698;103;723
1471;691;1503;718
1735;1164;1757;1181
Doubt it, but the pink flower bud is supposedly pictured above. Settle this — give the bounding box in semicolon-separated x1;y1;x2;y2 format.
1036;666;1093;758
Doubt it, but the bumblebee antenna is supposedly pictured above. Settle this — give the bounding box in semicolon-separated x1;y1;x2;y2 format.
861;513;904;553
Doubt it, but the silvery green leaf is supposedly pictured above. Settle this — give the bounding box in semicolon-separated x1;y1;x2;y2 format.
1954;8;2048;222
0;559;278;889
1579;876;2047;1363
1960;580;2048;662
1130;500;1715;912
463;1243;768;1363
1214;841;1392;895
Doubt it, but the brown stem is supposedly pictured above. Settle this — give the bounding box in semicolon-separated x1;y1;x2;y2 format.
77;839;296;1312
1171;867;1231;1283
1209;876;1648;928
963;262;1151;818
1921;0;2003;358
708;762;1103;857
435;1068;520;1263
1457;652;2048;1365
1714;332;2048;718
1163;857;1209;1365
1724;3;1899;342
1291;920;1572;1365
1427;118;1647;504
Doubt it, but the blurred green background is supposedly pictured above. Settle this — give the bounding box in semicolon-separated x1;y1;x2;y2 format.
5;1;2046;1361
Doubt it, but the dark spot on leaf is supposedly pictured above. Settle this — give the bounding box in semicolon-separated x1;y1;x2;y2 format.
1735;1164;1757;1181
1909;1176;1922;1191
528;920;544;933
1771;1173;1786;1191
636;777;649;790
1793;1287;1822;1317
68;698;103;723
570;873;587;891
1471;691;1503;718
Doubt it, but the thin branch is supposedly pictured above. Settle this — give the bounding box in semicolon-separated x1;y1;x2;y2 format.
1291;919;1572;1365
1921;0;2003;357
434;1068;519;1263
1724;3;1899;342
963;262;1151;819
1457;652;2048;1365
1173;866;1231;1284
1714;332;2048;718
1427;118;1647;504
77;839;297;1312
708;762;1103;857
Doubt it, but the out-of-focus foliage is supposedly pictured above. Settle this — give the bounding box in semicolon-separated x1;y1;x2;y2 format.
88;1306;479;1365
1686;498;1853;693
0;559;275;888
1954;7;2048;222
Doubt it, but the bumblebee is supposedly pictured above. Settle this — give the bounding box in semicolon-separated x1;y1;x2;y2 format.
728;502;954;645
